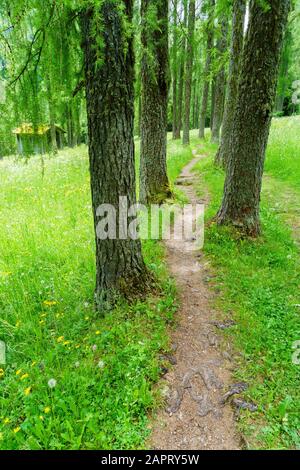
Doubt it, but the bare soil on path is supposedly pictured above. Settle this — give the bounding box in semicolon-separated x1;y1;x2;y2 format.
150;151;241;450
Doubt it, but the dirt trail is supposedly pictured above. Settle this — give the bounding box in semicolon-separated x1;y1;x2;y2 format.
150;151;240;450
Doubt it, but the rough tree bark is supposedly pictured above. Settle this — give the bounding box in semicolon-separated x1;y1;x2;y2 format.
140;0;171;204
46;75;58;154
82;1;149;309
216;0;291;236
215;0;246;167
174;0;188;139
199;0;215;139
211;18;228;144
182;0;196;145
172;0;178;140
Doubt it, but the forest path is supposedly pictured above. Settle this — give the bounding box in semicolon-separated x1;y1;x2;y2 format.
150;149;241;450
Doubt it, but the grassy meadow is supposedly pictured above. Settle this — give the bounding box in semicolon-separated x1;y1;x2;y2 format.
0;138;192;450
193;116;300;449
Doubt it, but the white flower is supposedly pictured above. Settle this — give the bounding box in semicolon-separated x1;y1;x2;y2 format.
97;360;105;369
48;378;57;389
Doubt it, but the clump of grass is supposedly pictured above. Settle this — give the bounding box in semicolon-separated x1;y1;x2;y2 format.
0;139;193;450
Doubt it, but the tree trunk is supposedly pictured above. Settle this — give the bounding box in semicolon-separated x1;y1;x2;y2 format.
172;0;178;140
211;18;228;144
140;0;171;205
174;0;188;139
275;27;292;113
46;75;58;154
216;0;291;236
82;1;149;309
199;0;215;139
215;0;246;167
210;79;215;131
182;0;196;145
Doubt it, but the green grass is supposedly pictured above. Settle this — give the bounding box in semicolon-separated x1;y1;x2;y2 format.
265;115;300;191
193;119;300;449
0;139;193;449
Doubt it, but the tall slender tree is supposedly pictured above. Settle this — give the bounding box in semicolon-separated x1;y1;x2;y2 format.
82;1;150;308
174;0;188;139
140;0;171;204
199;0;215;139
210;16;228;144
182;0;196;145
216;0;291;236
215;0;246;166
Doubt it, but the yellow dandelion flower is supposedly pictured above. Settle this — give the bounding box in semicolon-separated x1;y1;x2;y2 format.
3;418;10;424
43;300;57;307
20;373;29;381
13;427;21;434
57;336;64;343
16;369;22;376
44;406;51;414
24;386;31;396
95;331;100;335
0;369;4;378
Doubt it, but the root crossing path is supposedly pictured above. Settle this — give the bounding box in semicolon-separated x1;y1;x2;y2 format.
150;151;240;450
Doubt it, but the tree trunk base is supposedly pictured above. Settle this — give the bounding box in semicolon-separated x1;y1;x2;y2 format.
95;268;154;313
216;208;261;238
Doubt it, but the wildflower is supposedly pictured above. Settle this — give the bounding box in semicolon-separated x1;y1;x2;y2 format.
43;300;57;307
97;360;105;369
57;336;64;343
24;386;32;396
48;378;57;389
16;369;22;376
44;406;51;414
91;344;97;352
95;331;100;335
13;427;21;434
20;373;29;381
0;369;4;378
3;418;10;424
